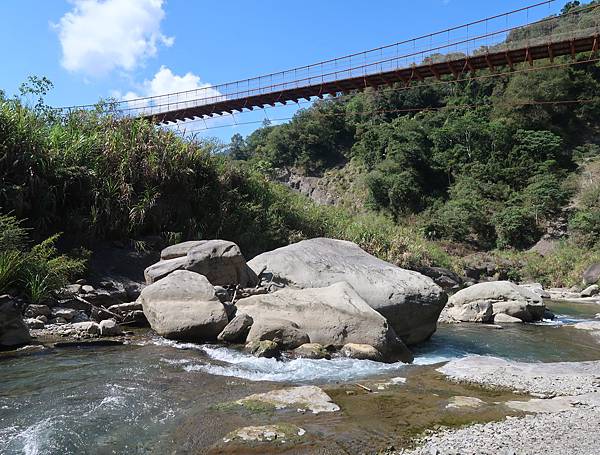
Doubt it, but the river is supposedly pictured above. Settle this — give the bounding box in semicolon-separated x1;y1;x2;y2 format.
2;300;600;454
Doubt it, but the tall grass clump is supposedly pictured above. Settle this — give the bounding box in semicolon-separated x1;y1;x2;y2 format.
0;94;451;269
0;214;86;302
497;241;600;288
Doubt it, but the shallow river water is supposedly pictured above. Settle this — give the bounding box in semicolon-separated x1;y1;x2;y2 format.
2;300;600;454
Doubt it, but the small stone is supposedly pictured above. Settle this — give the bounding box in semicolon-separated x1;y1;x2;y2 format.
81;285;95;294
51;307;78;321
107;302;143;313
51;317;68;324
75;279;87;285
36;315;48;323
245;340;279;358
24;318;44;329
24;304;52;318
72;321;101;335
71;311;89;323
99;319;122;336
340;343;383;361
62;284;82;295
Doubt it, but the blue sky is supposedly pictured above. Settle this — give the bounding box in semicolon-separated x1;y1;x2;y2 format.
0;0;565;142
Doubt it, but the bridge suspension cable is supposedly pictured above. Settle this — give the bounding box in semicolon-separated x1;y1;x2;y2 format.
171;54;600;135
56;1;600;124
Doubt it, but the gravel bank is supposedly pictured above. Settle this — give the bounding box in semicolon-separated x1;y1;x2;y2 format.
399;407;600;455
396;356;600;455
437;355;600;397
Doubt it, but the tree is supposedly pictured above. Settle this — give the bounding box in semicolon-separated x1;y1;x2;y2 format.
494;206;539;250
228;133;250;160
18;75;54;113
561;1;581;15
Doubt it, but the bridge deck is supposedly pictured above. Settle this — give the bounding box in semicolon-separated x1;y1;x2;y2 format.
146;34;599;124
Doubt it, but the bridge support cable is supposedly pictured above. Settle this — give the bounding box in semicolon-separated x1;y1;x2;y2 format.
55;1;600;124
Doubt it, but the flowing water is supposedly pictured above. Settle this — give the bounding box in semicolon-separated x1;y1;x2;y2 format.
1;299;600;454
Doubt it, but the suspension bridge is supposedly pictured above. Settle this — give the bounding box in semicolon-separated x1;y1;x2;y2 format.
59;1;600;126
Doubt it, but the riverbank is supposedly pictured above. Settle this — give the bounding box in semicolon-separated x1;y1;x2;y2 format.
398;356;600;455
3;295;600;454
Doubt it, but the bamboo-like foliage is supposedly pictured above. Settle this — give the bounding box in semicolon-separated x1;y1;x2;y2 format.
0;98;451;269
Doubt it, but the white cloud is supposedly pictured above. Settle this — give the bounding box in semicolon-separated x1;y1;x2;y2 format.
120;66;224;120
55;0;173;76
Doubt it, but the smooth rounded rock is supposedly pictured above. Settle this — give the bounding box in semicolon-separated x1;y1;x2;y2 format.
447;281;545;323
245;340;280;358
581;284;599;297
293;343;331;359
246;318;309;350
247;238;446;345
341;343;383;361
236;282;413;362
145;240;258;287
138;270;228;341
493;313;523;324
217;313;253;343
583;263;600;286
99;319;122;336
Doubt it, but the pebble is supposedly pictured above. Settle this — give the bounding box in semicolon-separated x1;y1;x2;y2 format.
398;408;600;455
396;356;600;455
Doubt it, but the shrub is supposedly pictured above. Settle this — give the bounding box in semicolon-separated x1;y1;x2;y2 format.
0;214;86;301
522;173;570;222
569;209;600;248
493;206;540;250
510;241;600;288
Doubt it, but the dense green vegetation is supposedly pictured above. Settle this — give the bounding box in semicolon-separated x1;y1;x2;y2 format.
0;82;453;302
0;214;85;302
1;1;599;297
234;62;600;249
225;2;600;286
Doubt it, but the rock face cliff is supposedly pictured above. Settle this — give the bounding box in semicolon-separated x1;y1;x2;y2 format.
274;168;340;206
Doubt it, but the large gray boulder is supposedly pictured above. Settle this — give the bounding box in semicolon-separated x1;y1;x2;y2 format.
583;263;600;286
138;270;228;341
160;241;206;260
145;240;258;288
247;238;446;345
0;296;31;348
236;281;413;362
447;281;545;323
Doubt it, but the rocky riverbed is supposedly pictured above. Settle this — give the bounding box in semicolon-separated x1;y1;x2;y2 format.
2;238;600;454
397;355;600;455
3;301;600;454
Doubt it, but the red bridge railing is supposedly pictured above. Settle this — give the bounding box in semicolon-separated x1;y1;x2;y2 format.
57;1;600;124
